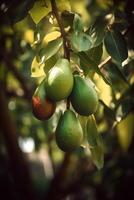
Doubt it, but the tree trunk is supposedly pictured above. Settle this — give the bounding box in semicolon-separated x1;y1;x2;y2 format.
0;84;37;200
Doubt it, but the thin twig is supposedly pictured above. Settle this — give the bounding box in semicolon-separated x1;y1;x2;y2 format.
99;56;111;69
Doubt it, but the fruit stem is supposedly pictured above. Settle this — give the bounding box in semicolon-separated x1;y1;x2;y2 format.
50;0;70;60
67;98;70;109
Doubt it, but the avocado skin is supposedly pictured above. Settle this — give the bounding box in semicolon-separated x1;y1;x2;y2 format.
45;59;74;102
56;110;83;152
70;75;98;116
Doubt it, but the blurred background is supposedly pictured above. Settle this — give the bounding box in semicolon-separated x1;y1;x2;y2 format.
0;0;134;200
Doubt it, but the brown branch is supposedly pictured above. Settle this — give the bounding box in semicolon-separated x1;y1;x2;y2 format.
0;84;37;200
50;0;70;60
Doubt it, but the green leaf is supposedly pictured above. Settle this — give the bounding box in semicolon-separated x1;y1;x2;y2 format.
71;13;92;52
114;63;129;84
34;78;46;99
73;14;84;33
86;115;99;147
88;16;107;47
85;115;104;169
78;52;110;85
100;100;115;121
29;0;51;24
71;32;92;52
86;43;103;65
105;62;129;86
44;54;58;75
115;97;134;122
90;138;104;170
104;29;128;64
114;84;134;122
116;113;134;151
31;57;45;78
39;38;63;62
78;115;88;146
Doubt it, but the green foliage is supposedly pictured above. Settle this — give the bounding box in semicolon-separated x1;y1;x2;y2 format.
87;43;103;66
87;16;107;47
104;62;129;86
86;115;104;169
71;14;92;51
71;32;92;52
39;38;63;62
90;139;104;170
31;57;45;77
78;52;110;84
29;0;51;24
86;115;99;147
117;113;134;151
73;14;84;33
104;29;128;64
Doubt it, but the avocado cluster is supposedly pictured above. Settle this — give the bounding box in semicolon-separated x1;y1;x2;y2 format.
32;58;73;121
32;58;98;152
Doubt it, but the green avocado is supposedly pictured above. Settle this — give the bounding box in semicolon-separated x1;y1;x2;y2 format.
45;58;74;101
70;75;98;116
56;109;83;152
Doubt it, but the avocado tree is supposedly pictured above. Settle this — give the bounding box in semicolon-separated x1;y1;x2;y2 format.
0;0;134;200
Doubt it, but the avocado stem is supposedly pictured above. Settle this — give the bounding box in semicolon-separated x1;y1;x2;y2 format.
67;98;70;109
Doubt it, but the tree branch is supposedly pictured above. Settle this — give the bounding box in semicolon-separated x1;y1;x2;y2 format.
50;0;70;60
